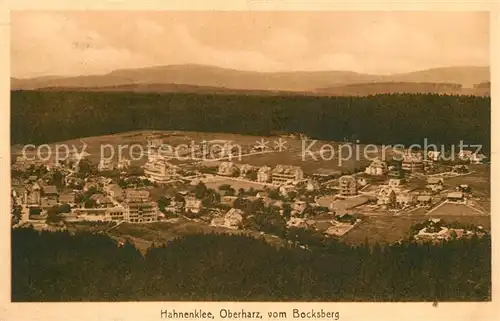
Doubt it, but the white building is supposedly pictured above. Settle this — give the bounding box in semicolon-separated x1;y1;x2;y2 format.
185;196;203;214
388;178;403;189
402;152;424;173
396;192;417;207
357;177;369;187
338;175;358;197
210;208;244;229
279;184;296;197
69;206;126;223
124;201;158;223
257;166;272;183
238;164;254;178
377;186;396;206
458;150;473;161
457;150;486;163
426;177;444;192
271;165;304;185
427;151;441;161
470;153;487;164
224;208;244;229
218;162;238;176
143;157;178;183
305;180;320;191
365;158;388;176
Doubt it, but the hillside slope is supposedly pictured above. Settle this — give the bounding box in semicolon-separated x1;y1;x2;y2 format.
11;64;489;95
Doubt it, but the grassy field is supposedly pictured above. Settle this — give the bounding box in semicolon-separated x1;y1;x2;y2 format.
444;164;490;212
427;202;488;216
342;214;491;245
231;140;401;174
201;177;268;191
108;218;286;253
13;129;405;175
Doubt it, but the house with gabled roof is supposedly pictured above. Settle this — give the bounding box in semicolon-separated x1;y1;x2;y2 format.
257;166;272;183
377;186;396;207
426;177;444;192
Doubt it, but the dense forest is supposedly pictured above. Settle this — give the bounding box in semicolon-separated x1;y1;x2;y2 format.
12;227;491;302
11;91;490;152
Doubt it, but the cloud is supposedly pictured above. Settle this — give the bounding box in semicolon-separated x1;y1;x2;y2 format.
169;23;282;71
10;11;489;78
11;12;153;77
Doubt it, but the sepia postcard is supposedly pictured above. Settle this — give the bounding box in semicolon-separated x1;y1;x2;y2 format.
1;2;499;321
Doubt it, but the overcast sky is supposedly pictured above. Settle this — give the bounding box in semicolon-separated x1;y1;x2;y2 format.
11;11;489;78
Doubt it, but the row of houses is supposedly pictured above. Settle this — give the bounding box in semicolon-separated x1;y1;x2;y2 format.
377;188;432;208
400;150;486;164
376;177;443;207
143;155;179;183
414;218;485;242
363;149;486;178
376;179;468;208
12;175;164;224
66;201;157;223
12;182;76;208
217;162;304;186
211;199;321;231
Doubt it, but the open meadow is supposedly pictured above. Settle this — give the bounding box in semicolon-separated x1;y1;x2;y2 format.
342;214;491;245
105;218;286;253
12;130;404;175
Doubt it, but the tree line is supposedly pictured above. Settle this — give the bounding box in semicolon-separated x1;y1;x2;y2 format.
12;227;491;302
11;91;490;152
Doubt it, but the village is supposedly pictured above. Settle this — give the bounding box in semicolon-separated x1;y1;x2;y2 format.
10;132;490;246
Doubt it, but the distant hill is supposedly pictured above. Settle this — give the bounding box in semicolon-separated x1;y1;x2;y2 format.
315;82;464;96
383;66;489;88
11;64;376;92
32;81;490;97
11;64;489;96
34;83;313;96
474;81;491;88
